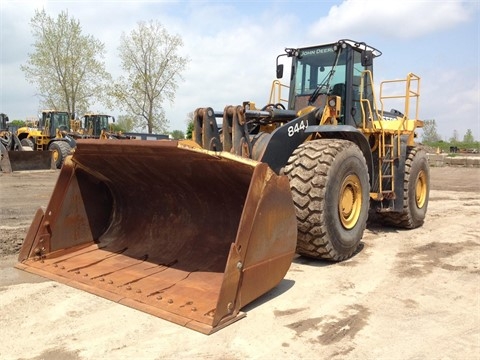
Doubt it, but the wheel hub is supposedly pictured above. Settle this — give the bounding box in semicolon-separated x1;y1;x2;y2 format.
415;170;427;208
339;174;362;230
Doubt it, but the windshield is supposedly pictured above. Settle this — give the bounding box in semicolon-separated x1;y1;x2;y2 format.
294;45;347;96
51;112;69;129
97;116;110;130
85;115;110;135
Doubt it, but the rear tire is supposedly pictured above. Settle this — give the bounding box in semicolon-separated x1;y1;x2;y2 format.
378;147;429;228
283;139;370;261
49;141;72;169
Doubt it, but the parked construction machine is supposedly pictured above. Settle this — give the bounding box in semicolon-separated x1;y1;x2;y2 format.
82;113;135;139
1;113;54;172
16;110;77;169
16;40;429;334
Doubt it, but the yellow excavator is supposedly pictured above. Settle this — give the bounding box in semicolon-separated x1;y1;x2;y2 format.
16;40;429;334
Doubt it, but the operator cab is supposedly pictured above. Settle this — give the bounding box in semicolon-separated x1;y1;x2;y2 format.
40;111;70;136
0;113;9;131
84;114;113;136
277;40;382;127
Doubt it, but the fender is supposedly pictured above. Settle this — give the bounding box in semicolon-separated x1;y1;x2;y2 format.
306;125;374;188
257;110;318;174
49;135;77;148
257;113;374;187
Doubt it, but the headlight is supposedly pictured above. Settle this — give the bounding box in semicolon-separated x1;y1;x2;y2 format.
328;98;336;107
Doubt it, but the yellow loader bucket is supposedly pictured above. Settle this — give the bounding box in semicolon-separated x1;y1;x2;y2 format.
16;139;297;334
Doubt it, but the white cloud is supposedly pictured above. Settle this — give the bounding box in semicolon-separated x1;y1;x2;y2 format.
309;0;471;40
0;0;478;140
421;67;480;140
163;7;300;130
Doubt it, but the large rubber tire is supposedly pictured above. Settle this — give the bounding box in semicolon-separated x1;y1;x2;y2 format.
282;139;370;261
1;132;12;149
378;147;429;229
49;141;72;169
21;138;34;150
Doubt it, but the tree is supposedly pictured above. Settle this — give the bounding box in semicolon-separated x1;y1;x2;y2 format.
450;129;459;144
186;121;194;140
463;129;475;143
170;130;185;139
185;112;194;139
421;119;441;143
112;20;189;134
9;120;26;128
21;9;111;116
115;115;135;132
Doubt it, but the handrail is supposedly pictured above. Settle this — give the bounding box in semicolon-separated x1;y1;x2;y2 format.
360;71;421;133
268;80;289;106
379;72;421;125
359;70;382;131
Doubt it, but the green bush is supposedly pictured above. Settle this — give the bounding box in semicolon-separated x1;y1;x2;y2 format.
424;140;480;153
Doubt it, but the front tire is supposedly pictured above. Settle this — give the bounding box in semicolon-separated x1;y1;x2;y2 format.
20;138;34;150
283;139;370;261
49;141;72;169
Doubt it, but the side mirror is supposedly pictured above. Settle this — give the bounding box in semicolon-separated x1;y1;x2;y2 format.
361;50;373;67
276;64;284;79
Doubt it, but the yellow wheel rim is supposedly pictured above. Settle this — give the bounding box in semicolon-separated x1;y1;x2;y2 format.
339;174;362;230
52;149;59;162
415;170;427;208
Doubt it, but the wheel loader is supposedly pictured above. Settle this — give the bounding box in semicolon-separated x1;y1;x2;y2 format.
16;39;429;334
0;113;55;172
82;113;136;140
16;110;77;169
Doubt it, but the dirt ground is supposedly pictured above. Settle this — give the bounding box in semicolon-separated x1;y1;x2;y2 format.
0;166;479;360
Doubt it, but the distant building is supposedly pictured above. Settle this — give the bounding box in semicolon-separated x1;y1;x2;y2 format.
124;132;169;141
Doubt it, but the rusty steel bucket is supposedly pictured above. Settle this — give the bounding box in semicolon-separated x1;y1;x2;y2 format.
16;139;297;334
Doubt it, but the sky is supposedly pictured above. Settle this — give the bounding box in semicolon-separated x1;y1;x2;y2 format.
0;0;479;140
